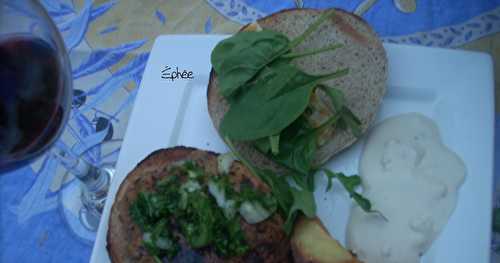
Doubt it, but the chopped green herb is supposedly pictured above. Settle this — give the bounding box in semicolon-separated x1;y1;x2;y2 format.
129;162;267;260
142;219;179;260
129;192;172;230
214;216;249;257
179;191;217;248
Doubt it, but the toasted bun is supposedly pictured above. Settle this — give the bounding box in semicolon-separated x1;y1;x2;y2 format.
107;146;291;263
207;8;387;171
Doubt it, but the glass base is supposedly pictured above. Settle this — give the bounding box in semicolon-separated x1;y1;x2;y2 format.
58;165;114;244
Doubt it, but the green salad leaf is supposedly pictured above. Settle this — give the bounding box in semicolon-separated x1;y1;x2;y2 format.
493;208;500;233
211;8;375;239
324;170;372;212
225;138;316;235
270;117;318;177
211;9;338;98
284;187;317;233
220;63;348;141
320;85;362;137
211;30;290;97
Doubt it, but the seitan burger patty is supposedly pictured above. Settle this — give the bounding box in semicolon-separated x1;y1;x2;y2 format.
107;146;291;263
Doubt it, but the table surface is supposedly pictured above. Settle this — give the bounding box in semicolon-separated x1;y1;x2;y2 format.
1;1;499;262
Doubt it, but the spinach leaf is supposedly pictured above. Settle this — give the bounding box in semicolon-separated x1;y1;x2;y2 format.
272;127;317;177
253;137;271;154
320;85;345;111
211;30;290;97
220;63;348;141
324;170;372;212
211;9;337;98
269;134;280;155
252;116;316;189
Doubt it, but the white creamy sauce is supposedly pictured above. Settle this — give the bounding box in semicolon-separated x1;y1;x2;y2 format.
346;113;466;263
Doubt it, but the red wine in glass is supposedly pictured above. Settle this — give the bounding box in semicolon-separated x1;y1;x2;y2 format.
0;35;71;172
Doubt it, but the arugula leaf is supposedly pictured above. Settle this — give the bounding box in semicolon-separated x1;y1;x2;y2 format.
288;9;336;49
257;169;316;235
211;30;290;97
225;138;317;235
319;85;362;137
290;187;316;217
341;108;362;137
282;43;343;60
220;63;348;141
493;208;500;233
324;170;372;212
284;187;316;234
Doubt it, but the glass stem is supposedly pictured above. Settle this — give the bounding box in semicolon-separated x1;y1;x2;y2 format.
54;149;110;210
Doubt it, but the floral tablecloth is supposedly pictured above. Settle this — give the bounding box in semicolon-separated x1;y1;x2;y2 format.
1;0;499;262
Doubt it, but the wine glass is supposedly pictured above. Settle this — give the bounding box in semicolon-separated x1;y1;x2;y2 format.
0;0;72;171
0;0;116;241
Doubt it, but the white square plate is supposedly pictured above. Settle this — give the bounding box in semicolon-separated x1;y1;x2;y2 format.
91;35;495;263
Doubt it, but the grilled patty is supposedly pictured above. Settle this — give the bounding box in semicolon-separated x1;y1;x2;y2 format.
107;146;291;263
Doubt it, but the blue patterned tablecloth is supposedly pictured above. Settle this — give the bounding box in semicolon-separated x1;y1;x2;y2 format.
0;1;499;262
